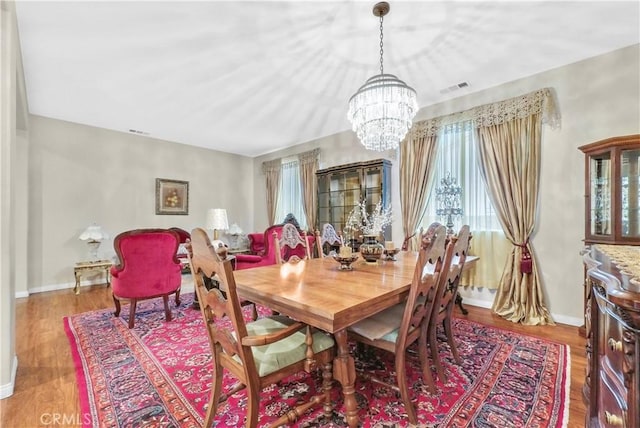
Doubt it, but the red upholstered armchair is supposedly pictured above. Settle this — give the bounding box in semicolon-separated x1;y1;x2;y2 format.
236;224;316;270
111;229;182;328
247;231;266;255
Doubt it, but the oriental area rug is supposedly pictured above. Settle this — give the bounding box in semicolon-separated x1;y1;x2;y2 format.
64;294;569;428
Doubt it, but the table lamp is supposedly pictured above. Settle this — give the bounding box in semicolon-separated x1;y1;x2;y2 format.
79;223;109;260
206;208;229;240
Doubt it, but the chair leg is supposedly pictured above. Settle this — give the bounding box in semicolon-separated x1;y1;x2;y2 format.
245;383;260;428
174;289;181;306
204;359;224;428
250;304;258;321
443;316;461;364
322;361;334;419
112;294;121;317
396;355;418;425
163;295;172;322
429;321;447;383
418;324;437;394
128;299;137;329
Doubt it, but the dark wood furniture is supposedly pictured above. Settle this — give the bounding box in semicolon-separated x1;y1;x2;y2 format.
316;159;392;242
579;135;640;337
583;244;639;428
579;135;640;246
187;228;335;428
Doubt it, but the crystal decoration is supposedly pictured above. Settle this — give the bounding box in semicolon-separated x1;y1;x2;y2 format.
435;173;463;235
347;2;418;152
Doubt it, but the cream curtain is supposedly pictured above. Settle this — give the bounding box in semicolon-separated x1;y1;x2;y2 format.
262;158;282;226
410;88;559;324
476;114;554;325
399;130;439;251
298;149;320;232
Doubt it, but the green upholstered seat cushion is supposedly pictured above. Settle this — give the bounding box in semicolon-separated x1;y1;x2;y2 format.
233;315;334;377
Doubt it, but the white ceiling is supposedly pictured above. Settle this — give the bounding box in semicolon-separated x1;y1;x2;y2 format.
15;1;640;157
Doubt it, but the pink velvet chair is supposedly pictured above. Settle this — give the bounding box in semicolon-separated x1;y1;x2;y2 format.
235;224;284;270
111;228;182;328
236;224;317;270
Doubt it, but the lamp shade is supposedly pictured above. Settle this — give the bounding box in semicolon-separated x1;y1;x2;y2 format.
206;208;229;231
79;224;109;242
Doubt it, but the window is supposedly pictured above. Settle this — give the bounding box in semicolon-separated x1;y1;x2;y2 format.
421;120;501;232
276;158;307;229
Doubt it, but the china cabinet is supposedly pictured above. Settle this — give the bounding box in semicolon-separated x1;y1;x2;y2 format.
579;134;640;245
316;159;391;242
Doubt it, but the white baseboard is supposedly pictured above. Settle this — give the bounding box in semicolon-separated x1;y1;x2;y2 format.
22;275;194;297
14;290;29;299
459;296;583;328
0;355;18;399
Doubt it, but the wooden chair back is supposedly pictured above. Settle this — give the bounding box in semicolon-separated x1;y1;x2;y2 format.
274;223;312;263
346;222;452;424
427;224;472;382
315;223;342;256
187;227;335;427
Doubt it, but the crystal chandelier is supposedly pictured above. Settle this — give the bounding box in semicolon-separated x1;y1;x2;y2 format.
347;2;418;152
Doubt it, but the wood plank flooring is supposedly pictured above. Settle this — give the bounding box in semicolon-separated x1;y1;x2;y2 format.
0;282;587;427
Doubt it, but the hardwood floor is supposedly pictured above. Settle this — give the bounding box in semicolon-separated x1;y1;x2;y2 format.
1;282;587;427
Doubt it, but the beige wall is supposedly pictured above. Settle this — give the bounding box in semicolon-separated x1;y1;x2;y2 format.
26;116;254;292
252;44;640;325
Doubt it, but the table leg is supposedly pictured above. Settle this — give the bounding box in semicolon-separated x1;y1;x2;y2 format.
332;329;358;428
105;267;111;288
74;271;81;295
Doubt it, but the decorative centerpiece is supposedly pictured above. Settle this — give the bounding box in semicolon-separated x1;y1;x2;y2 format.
345;201;392;263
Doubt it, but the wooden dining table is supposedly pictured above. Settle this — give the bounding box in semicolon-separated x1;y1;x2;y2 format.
233;251;478;427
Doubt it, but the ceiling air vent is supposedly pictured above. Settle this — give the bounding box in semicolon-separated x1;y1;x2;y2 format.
439;81;470;94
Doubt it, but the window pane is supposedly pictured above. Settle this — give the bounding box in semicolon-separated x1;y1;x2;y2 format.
421;121;501;233
276;160;307;229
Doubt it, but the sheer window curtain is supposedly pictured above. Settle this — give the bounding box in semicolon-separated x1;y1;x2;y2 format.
421;121;510;289
276;159;307;230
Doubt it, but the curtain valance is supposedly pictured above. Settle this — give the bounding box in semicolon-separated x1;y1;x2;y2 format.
408;88;560;138
262;158;282;174
298;148;320;165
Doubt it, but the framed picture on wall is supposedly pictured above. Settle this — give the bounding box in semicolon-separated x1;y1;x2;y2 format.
155;178;189;215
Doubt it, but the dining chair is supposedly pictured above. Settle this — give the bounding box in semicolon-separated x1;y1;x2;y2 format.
315;223;342;256
346;222;452;424
426;224;472;383
187;228;336;428
273;223;313;264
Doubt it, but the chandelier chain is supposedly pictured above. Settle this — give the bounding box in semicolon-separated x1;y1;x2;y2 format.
379;14;384;75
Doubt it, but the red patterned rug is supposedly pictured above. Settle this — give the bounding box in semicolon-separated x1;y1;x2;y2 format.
64;293;569;427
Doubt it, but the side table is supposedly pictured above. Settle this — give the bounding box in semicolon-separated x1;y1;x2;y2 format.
74;260;113;295
227;248;251;255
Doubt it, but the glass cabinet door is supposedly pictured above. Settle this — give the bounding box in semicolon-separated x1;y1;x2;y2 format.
589;153;612;237
621;148;640;238
580;135;640;245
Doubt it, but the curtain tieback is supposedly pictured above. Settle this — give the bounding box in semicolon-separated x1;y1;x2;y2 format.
516;238;533;274
401;233;416;251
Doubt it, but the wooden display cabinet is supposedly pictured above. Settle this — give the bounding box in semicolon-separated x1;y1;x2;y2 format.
316;159;391;243
579;134;640;246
